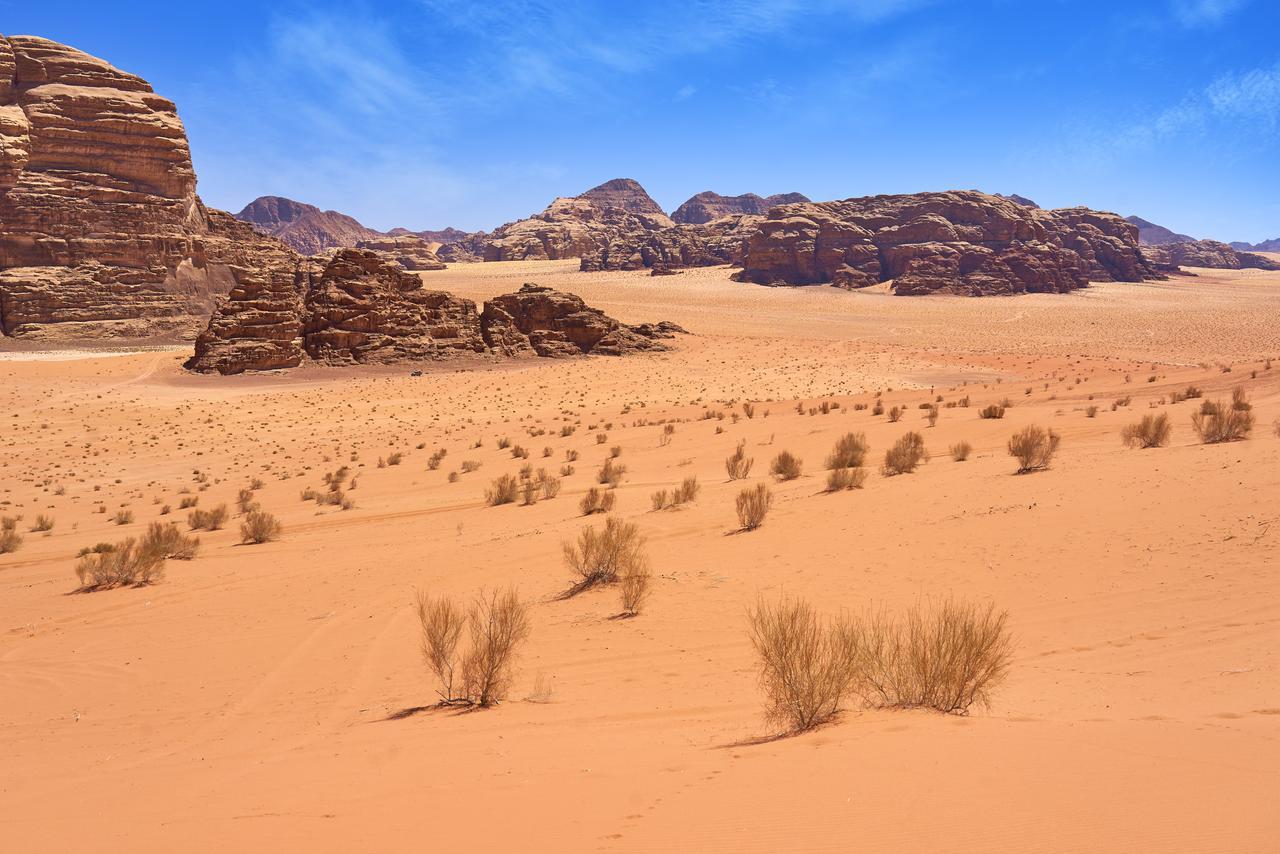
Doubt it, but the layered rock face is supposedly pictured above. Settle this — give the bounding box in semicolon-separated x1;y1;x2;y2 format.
581;214;759;272
354;235;446;271
0;35;290;338
236;196;381;256
189;250;682;374
1143;240;1280;272
733;191;1159;296
481;283;683;357
671;191;809;224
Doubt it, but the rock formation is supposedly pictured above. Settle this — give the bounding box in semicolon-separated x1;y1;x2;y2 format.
1126;215;1194;246
1230;237;1280;253
580;214;759;272
236;196;381;256
482;187;675;263
0;35;297;339
1142;240;1280;272
576;178;668;217
732;191;1159;296
188;249;683;374
671;191;810;224
994;193;1040;209
354;235;446;271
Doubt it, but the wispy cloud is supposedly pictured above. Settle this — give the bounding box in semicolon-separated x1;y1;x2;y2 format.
1172;0;1251;27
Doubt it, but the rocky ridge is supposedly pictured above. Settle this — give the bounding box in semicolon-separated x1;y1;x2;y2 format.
671;191;810;224
1142;240;1280;272
187;249;684;374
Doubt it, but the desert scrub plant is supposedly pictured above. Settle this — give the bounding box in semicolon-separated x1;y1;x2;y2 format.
236;488;259;515
725;441;754;480
74;538;166;591
460;459;482;473
187;504;228;531
0;517;23;554
881;432;927;476
562;516;648;595
854;598;1012;715
597;457;626;487
1121;413;1171;449
735;483;773;531
485;474;520;506
1007;425;1060;473
539;473;562;499
887;405;903;423
825;467;867;492
748;595;859;733
619;560;653;616
949;441;972;462
178;496;199;510
113;509;135;525
978;404;1005;420
240;510;282;544
521;479;540;506
825;432;869;470
1191;399;1254;443
579;487;616;515
417;587;531;708
31;514;54;533
651;475;700;510
1231;385;1252;412
769;450;803;481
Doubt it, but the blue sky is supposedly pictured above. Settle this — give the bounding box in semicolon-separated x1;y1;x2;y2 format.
4;0;1279;240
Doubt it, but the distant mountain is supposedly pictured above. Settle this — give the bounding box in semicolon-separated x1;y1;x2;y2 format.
671;191;810;224
235;197;381;255
1230;237;1280;253
1125;215;1195;246
576;178;668;217
387;226;474;245
994;193;1040;209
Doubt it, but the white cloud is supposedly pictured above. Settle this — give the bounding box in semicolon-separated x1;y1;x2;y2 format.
1172;0;1251;27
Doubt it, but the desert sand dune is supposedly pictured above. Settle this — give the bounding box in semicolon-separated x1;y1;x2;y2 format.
2;263;1279;852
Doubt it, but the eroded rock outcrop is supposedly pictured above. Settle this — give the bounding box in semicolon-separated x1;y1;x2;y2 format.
0;35;293;338
189;250;683;373
581;214;760;272
236;196;381;256
733;191;1160;295
671;191;809;224
354;235;446;271
1142;240;1280;272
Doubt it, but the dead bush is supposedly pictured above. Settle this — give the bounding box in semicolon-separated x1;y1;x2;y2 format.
240;510;282;544
1192;399;1254;443
736;483;773;531
74;538;165;591
748;596;859;732
769;450;803;481
32;514;55;533
1007;425;1060;473
825;433;869;470
597;458;626;487
187;504;228;531
1121;413;1171;449
562;516;648;594
882;432;927;476
418;587;530;708
141;522;200;560
825;467;867;492
485;474;520;506
416;592;466;702
579;487;616;515
0;517;23;554
979;404;1005;419
725;441;754;480
619;562;653;616
950;441;972;462
854;599;1012;715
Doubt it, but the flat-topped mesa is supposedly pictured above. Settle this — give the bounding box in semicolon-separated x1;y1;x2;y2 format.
1142;239;1280;273
0;34;294;338
733;190;1160;296
671;191;810;224
188;250;685;374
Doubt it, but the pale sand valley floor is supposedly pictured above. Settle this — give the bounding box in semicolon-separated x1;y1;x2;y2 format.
3;262;1280;851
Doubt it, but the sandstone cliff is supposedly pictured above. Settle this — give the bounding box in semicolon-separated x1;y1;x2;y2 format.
0;35;294;339
188;249;684;374
1142;239;1280;272
733;191;1159;296
671;191;810;224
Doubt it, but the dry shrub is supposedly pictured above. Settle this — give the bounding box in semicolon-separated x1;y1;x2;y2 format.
1121;412;1171;449
141;521;200;560
562;516;647;594
539;474;562;499
1007;425;1060;473
950;441;972;462
1231;385;1251;412
674;475;700;504
979;404;1005;420
854;599;1012;715
188;504;228;531
521;479;540;506
240;510;282;544
651;488;670;511
725;441;754;480
417;587;530;708
74;538;166;591
0;517;23;555
485;474;520;506
748;596;858;732
597;458;626;487
579;487;616;515
825;433;869;470
887;405;903;423
32;514;55;533
236;488;259;515
825;467;867;492
769;450;802;481
619;562;652;616
882;432;927;476
735;483;773;531
1192;400;1254;443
